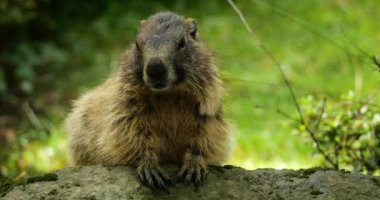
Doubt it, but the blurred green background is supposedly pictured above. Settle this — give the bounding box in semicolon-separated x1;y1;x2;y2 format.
1;0;379;179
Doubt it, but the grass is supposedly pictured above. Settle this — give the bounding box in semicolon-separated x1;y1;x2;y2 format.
2;0;380;177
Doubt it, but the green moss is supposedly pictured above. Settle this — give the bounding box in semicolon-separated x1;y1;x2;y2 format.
0;173;58;197
72;182;82;187
48;188;58;196
371;177;380;187
223;165;239;169
70;167;83;173
300;167;322;175
210;166;226;174
298;167;337;178
0;180;15;197
339;169;351;174
274;194;285;200
85;195;97;200
243;176;250;182
26;173;58;184
310;190;323;195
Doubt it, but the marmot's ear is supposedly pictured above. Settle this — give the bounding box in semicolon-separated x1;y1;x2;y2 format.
186;18;197;39
140;20;146;27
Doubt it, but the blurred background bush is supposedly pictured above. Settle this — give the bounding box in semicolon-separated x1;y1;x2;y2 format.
0;0;379;179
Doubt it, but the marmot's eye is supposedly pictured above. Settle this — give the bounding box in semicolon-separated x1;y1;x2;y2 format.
177;37;186;50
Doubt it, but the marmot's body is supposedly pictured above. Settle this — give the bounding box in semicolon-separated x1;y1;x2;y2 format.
65;12;232;190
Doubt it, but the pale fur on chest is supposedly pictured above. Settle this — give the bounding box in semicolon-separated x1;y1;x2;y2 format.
135;92;204;162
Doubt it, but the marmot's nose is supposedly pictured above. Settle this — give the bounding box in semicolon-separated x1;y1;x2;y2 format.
146;59;167;80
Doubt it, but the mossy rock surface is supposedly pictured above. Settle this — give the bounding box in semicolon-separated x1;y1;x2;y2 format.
1;165;380;200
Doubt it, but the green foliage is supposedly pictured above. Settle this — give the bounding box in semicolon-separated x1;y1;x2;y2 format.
294;92;380;174
0;0;110;178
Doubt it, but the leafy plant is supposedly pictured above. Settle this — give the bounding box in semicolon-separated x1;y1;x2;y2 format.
293;92;380;174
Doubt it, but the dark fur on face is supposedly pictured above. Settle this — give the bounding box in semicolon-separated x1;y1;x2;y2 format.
131;12;214;92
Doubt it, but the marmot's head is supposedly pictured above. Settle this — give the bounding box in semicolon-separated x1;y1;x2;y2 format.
133;12;214;92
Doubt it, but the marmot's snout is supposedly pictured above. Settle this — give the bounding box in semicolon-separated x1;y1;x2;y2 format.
142;43;180;91
145;58;169;90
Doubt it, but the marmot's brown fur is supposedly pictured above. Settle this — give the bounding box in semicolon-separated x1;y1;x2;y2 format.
65;12;232;190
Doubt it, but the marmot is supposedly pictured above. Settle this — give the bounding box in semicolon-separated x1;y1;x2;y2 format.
65;12;232;191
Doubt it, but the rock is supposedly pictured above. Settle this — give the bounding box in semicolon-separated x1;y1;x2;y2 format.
1;165;380;200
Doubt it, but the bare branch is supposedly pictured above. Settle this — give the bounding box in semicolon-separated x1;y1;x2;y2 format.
255;104;298;122
373;55;380;71
227;0;304;124
314;97;327;130
222;77;281;87
226;0;260;42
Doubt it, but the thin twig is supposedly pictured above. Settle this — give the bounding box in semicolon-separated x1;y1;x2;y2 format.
222;77;281;87
226;0;260;42
227;0;338;168
314;97;327;130
227;0;304;124
255;104;298;122
340;24;372;58
305;125;338;168
373;55;380;71
333;138;340;169
22;102;51;135
340;24;380;72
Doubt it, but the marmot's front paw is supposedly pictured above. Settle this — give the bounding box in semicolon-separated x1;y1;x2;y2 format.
176;161;208;191
137;164;173;193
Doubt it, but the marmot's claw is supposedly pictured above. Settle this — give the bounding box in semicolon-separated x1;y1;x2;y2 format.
176;164;208;191
138;167;171;193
